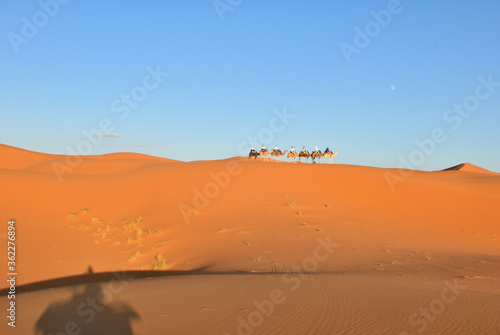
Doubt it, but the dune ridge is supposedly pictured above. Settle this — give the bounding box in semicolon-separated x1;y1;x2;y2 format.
0;143;179;176
442;162;498;174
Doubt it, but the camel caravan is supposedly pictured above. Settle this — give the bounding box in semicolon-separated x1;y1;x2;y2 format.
248;145;338;163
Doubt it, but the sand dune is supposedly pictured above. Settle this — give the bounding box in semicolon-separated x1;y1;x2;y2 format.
442;162;498;174
1;144;499;334
0;144;178;176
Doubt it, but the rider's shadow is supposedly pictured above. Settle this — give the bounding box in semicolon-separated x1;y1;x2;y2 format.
34;277;140;335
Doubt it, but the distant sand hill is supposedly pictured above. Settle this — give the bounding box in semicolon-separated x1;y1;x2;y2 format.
442;162;498;174
1;144;499;334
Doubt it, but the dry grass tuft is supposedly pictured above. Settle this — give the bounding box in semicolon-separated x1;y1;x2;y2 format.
134;230;142;241
128;250;142;261
152;254;167;270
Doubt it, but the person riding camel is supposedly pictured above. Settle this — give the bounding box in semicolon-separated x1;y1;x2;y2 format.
250;146;257;154
301;146;307;153
325;147;331;154
290;146;296;153
261;145;268;152
314;146;320;154
274;145;281;154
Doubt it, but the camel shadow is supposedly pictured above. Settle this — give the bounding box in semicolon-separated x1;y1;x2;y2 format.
34;267;140;335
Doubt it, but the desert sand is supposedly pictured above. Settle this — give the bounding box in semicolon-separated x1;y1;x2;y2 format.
1;143;499;334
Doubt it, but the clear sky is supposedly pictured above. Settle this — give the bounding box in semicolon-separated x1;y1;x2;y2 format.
1;0;499;171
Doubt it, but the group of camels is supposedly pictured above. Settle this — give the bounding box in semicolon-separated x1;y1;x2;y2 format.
249;148;338;163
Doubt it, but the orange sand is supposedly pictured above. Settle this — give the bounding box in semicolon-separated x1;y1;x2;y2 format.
1;144;499;334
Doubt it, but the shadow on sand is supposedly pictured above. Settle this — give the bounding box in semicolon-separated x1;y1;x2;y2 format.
5;265;332;334
34;267;140;335
1;265;214;295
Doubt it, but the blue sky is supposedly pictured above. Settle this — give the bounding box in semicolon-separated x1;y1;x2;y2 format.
1;0;499;171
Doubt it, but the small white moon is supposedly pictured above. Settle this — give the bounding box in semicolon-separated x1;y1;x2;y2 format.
390;85;396;91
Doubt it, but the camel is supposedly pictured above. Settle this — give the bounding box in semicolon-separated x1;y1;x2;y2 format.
322;151;338;163
259;149;272;162
287;151;299;163
298;150;310;163
248;150;259;161
271;149;288;163
310;150;323;164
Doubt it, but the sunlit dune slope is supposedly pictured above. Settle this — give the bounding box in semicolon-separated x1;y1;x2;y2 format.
0;144;499;290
